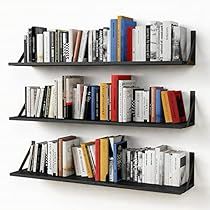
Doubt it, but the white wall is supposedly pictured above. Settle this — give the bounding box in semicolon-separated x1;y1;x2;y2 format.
0;0;210;209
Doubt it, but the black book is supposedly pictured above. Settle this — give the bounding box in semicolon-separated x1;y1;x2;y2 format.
95;30;99;61
24;35;27;63
84;86;91;120
95;86;100;120
40;86;48;117
59;32;63;62
36;143;42;172
44;86;52;118
29;26;47;62
50;31;55;62
28;28;32;62
146;25;150;61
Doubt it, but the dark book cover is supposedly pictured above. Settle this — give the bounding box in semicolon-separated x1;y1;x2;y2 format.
30;26;47;62
146;25;150;61
28;28;32;62
90;86;100;120
113;140;127;183
41;86;48;117
44;86;52;118
84;86;91;120
50;31;55;62
59;32;63;62
36;143;42;172
24;35;27;63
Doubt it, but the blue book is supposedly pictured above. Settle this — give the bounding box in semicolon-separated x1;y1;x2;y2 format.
121;19;136;61
113;140;127;183
110;19;117;61
156;88;163;123
90;86;100;121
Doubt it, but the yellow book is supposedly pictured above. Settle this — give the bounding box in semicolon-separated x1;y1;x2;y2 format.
81;143;93;178
161;91;172;123
117;16;133;62
100;137;109;182
100;83;108;121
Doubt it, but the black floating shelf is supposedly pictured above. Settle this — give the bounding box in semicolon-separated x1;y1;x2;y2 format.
8;61;193;66
9;116;194;129
10;168;194;194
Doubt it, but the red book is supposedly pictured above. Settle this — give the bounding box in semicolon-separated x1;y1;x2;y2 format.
95;139;100;181
126;26;134;61
167;91;180;123
175;91;186;122
111;75;131;122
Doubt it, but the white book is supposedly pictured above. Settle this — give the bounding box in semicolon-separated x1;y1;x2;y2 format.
77;147;88;177
62;138;79;177
159;23;164;61
48;85;55;118
36;34;44;62
57;78;63;119
150;149;156;184
72;87;77;119
92;30;97;62
47;141;53;175
145;149;150;183
122;87;133;122
134;90;144;122
89;144;96;166
103;28;109;62
155;145;168;185
87;145;96;176
172;26;187;61
79;85;88;119
53;80;58;118
32;143;39;172
52;140;58;176
69;29;78;62
143;90;150;122
72;146;81;176
150;21;162;61
118;80;135;122
132;28;136;61
142;150;146;183
88;30;93;62
27;33;30;62
26;87;31;117
74;84;84;119
30;87;37;117
43;31;50;62
33;88;41;117
78;30;88;62
137;150;143;183
107;29;111;62
36;88;44;117
27;143;35;172
163;21;178;61
135;26;146;61
164;150;172;185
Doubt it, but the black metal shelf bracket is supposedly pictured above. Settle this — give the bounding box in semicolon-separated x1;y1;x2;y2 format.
187;31;196;65
187;91;195;126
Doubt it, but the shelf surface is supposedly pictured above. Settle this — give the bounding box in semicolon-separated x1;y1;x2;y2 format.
9;116;194;129
10;169;193;194
8;61;193;66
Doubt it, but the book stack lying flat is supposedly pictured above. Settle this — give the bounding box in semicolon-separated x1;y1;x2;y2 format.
25;135;190;187
23;17;192;63
23;75;188;124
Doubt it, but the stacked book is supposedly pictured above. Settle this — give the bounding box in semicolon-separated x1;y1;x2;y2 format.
26;135;190;187
23;17;191;63
23;75;187;124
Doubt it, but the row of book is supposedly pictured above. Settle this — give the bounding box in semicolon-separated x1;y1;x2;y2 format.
26;135;190;187
24;74;187;123
23;16;191;63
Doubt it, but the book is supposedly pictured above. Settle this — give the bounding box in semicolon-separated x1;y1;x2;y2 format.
73;31;82;62
24;35;28;63
88;30;93;62
161;91;173;123
100;137;109;181
68;29;78;62
122;87;133;122
156;88;164;123
90;85;100;120
126;26;134;61
103;27;109;62
113;140;127;182
118;80;135;122
100;83;109;121
111;75;131;122
80;85;88;119
72;146;81;176
110;19;117;61
78;30;88;62
95;139;100;181
43;31;50;62
50;31;55;62
133;89;144;122
175;91;186;122
135;25;146;61
36;34;44;62
117;16;133;61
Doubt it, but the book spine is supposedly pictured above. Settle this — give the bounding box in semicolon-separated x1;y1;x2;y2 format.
28;28;32;62
55;31;59;62
126;27;133;61
159;23;164;61
111;19;117;61
77;147;87;177
59;31;63;62
126;150;131;181
24;35;27;63
63;32;69;62
91;86;96;120
137;150;143;183
132;28;136;61
146;25;150;61
95;86;100;120
92;30;97;62
84;86;91;120
50;31;55;62
88;30;93;62
80;86;88;119
143;90;150;122
100;83;108;121
43;32;50;62
161;91;173;123
156;88;163;123
98;29;103;62
134;90;144;122
100;138;109;182
102;28;109;62
135;28;141;61
122;87;132;122
107;29;111;62
95;139;100;181
95;30;99;61
150;87;156;123
78;31;88;62
150;22;158;61
36;34;44;62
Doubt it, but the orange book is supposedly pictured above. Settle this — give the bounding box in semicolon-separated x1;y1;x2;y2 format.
73;31;82;62
100;83;109;121
81;143;93;178
117;16;133;62
100;137;109;182
161;91;172;123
